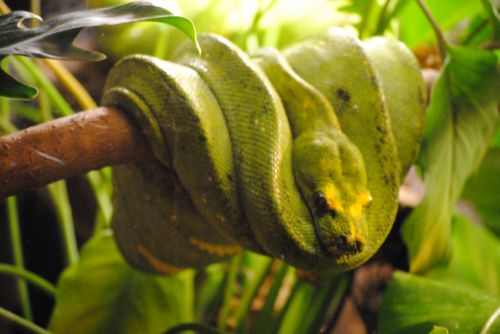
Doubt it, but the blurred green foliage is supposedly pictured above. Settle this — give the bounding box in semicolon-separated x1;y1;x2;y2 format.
0;1;499;333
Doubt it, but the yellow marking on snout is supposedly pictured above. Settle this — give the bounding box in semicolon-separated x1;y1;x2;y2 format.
137;245;183;275
347;191;372;220
323;184;345;214
346;191;370;249
189;237;241;257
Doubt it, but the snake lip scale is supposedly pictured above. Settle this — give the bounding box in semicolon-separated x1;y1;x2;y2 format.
102;30;426;274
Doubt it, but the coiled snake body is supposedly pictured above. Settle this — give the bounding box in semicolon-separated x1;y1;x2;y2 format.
102;30;426;274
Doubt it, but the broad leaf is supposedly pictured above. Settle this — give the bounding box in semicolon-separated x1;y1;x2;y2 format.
398;0;484;47
379;271;500;334
462;148;500;236
481;0;500;41
427;214;500;298
0;1;199;98
49;231;194;334
402;46;499;274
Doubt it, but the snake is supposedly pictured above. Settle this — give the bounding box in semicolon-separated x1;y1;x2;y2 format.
101;29;426;274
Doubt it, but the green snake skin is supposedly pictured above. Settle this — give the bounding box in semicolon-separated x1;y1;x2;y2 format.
102;30;426;274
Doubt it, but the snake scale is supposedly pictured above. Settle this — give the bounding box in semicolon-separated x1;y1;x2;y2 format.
102;29;426;274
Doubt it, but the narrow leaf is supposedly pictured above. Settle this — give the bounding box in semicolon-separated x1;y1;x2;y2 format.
0;63;37;99
402;46;499;273
49;231;194;334
379;271;500;334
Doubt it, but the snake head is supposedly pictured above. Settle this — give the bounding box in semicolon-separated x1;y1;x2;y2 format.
293;130;371;258
311;189;370;257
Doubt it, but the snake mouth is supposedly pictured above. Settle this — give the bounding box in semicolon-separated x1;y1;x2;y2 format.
324;235;364;257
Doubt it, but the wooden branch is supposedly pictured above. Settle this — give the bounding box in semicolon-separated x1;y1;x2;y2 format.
0;106;153;198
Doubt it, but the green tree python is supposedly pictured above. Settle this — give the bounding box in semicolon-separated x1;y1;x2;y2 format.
101;29;426;274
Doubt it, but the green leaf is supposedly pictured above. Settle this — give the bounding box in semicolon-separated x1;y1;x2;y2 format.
0;1;198;99
233;252;273;330
401;46;499;274
379;271;500;334
429;326;449;334
398;0;484;47
0;2;198;60
462;148;500;236
0;61;37;99
49;231;194;334
275;273;349;334
481;0;500;41
426;214;500;298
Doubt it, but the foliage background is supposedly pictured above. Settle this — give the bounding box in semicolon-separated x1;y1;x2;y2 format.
0;0;498;333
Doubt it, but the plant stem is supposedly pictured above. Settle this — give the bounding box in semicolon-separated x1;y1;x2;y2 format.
0;264;56;297
416;0;448;60
0;307;50;334
358;0;375;39
0;70;33;320
480;307;500;334
13;57;74;117
0;97;17;134
462;18;489;46
43;59;98;110
375;0;392;35
218;254;242;331
30;0;41;16
47;182;79;265
6;197;33;320
0;0;9;14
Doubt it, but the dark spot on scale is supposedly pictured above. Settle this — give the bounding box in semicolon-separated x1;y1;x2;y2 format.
370;75;379;89
337;88;350;103
261;104;268;114
418;87;426;106
198;134;206;142
376;124;384;133
383;174;393;186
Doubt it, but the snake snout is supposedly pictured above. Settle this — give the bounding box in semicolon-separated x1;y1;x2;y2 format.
326;234;364;256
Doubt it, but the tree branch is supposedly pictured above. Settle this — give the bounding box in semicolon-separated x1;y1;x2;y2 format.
0;106;153;198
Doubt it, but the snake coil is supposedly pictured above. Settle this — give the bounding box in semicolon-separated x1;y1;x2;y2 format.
102;29;426;274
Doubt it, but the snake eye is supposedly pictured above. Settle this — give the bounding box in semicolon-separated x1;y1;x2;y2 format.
312;191;329;214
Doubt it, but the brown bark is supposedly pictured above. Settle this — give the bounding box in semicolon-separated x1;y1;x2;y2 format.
0;106;153;198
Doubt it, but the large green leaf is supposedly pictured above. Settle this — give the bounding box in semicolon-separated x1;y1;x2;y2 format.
0;1;198;98
462;148;500;236
49;231;194;334
401;46;499;274
398;0;484;47
481;0;500;41
379;271;500;334
426;214;500;298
